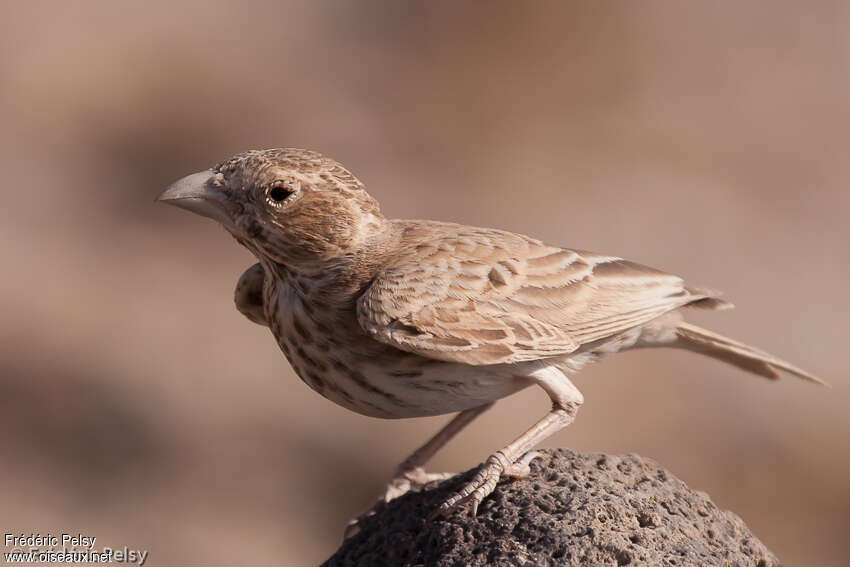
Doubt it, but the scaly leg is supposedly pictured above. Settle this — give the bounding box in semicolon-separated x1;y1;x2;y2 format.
434;366;584;517
344;402;493;537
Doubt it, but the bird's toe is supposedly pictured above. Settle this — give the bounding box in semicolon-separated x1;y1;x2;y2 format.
431;451;517;519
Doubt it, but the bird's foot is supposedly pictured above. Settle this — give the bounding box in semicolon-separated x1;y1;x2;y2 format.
344;466;455;538
431;450;542;519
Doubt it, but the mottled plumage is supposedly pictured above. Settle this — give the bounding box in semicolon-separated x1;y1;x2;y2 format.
158;148;825;535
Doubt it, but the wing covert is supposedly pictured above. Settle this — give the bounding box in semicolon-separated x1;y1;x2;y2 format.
357;223;707;365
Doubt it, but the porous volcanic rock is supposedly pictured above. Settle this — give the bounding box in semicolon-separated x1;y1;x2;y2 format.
324;449;779;567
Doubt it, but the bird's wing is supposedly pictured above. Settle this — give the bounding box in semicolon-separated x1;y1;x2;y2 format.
234;263;268;326
357;223;714;365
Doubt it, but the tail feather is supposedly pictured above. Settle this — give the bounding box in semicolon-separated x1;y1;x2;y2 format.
675;322;828;386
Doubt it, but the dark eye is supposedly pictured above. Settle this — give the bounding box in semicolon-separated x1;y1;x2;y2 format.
268;185;294;203
265;179;300;207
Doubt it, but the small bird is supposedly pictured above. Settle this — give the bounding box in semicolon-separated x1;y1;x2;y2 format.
159;148;825;535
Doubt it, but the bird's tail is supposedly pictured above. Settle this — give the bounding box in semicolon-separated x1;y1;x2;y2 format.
675;321;828;386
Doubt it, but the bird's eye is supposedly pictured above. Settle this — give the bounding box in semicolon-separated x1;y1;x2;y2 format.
267;181;298;206
269;186;292;202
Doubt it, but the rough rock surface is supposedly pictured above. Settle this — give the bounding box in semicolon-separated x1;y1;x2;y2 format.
324;449;780;567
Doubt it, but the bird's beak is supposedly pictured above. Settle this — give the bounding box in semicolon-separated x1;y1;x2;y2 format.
157;170;236;229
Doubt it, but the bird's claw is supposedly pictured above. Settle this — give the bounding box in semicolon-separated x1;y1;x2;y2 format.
430;450;542;520
344;466;455;539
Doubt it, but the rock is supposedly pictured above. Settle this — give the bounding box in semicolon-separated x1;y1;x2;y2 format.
324;449;779;567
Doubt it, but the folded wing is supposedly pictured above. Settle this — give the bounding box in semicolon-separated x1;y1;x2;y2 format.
357;223;720;365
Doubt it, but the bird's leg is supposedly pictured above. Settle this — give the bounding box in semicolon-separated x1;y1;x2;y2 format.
344;402;493;538
434;367;584;518
394;402;495;479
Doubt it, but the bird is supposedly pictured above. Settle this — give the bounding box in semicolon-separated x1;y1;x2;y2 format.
158;148;826;536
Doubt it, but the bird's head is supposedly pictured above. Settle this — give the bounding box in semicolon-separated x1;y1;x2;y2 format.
158;148;386;266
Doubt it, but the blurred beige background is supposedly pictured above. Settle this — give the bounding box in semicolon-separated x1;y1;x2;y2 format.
1;1;848;565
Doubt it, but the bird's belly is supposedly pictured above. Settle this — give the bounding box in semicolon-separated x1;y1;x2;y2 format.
268;286;532;418
273;323;531;418
285;342;532;419
355;359;533;418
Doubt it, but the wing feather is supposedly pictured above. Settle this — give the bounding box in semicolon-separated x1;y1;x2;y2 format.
357;222;716;365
